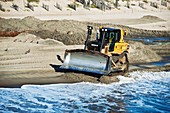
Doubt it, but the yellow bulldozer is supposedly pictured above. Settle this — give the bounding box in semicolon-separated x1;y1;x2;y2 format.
59;26;129;75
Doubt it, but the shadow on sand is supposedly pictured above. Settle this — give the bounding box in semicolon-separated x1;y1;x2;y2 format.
49;64;65;72
49;64;102;78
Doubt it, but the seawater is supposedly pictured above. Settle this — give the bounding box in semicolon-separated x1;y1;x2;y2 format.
126;37;170;45
0;71;170;113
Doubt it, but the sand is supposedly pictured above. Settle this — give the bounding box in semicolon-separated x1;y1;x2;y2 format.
0;32;167;87
0;16;169;45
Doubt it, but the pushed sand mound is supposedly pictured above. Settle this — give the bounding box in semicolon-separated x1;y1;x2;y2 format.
129;41;162;63
140;15;165;21
0;16;169;45
14;32;40;43
14;32;65;46
38;38;65;46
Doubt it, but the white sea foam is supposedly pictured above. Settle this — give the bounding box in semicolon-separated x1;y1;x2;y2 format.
128;71;170;81
0;71;170;113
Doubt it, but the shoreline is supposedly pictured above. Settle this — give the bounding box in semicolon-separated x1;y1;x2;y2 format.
0;64;170;88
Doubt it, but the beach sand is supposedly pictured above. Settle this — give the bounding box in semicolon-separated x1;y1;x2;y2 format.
0;32;169;87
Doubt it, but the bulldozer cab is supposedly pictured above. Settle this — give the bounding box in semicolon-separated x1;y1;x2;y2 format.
98;28;122;52
86;27;127;54
98;28;121;43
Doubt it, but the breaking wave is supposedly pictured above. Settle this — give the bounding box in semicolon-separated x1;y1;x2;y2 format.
0;71;170;113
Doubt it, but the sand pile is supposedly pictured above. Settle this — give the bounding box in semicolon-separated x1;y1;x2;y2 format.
0;16;169;45
38;38;65;46
140;15;165;22
129;41;162;63
14;32;40;43
0;17;88;44
0;16;42;31
149;43;170;56
14;32;65;46
32;20;88;45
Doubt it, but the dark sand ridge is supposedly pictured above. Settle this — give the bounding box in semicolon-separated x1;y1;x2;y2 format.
0;16;170;45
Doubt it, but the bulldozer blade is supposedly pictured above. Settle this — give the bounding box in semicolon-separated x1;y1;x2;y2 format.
60;49;111;75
